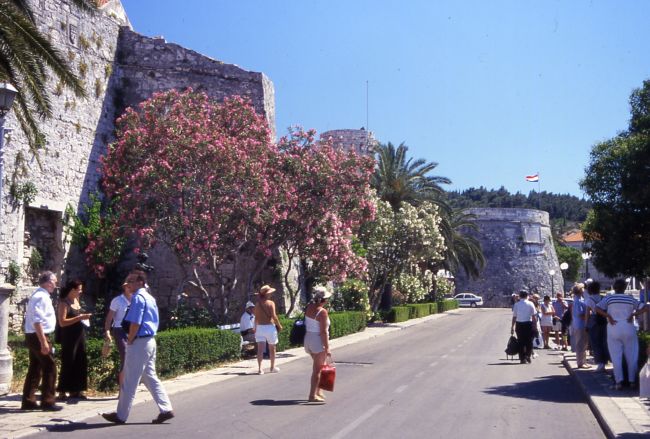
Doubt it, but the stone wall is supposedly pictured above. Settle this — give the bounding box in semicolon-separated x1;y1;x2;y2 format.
320;128;376;155
1;0;277;325
454;208;564;307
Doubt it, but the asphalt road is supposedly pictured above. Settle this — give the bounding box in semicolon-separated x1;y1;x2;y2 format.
28;308;605;439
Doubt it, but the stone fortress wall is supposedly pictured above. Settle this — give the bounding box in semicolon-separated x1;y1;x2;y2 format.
453;208;564;308
1;0;276;329
320;128;376;155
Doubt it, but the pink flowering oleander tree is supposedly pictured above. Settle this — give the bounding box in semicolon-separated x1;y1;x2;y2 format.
97;89;375;320
273;127;376;314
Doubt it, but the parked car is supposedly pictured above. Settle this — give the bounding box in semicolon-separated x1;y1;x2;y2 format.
454;293;484;307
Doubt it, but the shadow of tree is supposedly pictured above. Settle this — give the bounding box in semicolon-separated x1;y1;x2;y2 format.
250;399;305;406
483;375;587;404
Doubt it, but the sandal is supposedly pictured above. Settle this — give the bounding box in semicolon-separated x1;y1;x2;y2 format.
308;396;325;403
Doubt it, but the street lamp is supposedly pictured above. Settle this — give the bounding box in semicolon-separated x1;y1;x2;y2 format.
581;252;591;280
549;269;556;296
0;82;17;396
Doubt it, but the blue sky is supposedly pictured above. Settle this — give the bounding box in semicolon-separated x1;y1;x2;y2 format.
120;0;650;197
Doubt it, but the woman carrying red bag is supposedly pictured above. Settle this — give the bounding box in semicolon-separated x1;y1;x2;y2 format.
304;286;332;403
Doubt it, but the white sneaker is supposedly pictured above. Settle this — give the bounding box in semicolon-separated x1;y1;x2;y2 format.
270;367;280;373
596;363;605;372
257;369;264;375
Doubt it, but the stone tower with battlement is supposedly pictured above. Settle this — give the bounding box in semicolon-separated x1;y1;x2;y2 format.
319;128;377;155
454;208;564;307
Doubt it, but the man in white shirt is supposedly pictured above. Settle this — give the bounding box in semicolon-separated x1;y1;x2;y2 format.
240;301;256;344
511;290;537;364
21;271;62;411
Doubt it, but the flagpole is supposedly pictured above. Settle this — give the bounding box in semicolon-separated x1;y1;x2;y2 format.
537;171;541;210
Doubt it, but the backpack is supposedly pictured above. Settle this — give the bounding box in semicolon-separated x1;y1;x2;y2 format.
289;319;306;345
561;308;572;327
505;335;519;356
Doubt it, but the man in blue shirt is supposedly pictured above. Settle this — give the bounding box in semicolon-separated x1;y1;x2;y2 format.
102;271;174;424
570;284;589;368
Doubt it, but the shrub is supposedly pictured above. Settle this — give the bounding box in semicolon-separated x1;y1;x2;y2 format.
385;306;410;323
429;302;438;314
407;303;431;319
155;328;241;379
87;338;121;391
334;279;371;319
329;311;366;339
437;299;459;312
7;260;21;285
276;316;295;352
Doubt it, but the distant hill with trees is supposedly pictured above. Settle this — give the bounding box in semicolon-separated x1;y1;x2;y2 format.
445;187;592;237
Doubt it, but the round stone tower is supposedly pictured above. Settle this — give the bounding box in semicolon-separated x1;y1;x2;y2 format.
319;128;377;155
454;208;564;307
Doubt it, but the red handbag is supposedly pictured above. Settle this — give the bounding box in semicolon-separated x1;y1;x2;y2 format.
318;358;336;392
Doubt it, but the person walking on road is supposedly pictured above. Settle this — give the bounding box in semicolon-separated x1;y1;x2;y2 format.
21;271;63;411
552;292;569;351
540;295;555;349
570;284;590;368
103;288;133;385
584;281;609;372
102;271;174;424
511;290;537;364
254;285;283;374
596;278;648;390
304;286;332;403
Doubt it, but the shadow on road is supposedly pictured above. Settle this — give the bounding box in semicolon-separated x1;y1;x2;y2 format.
483;375;586;403
39;422;149;432
250;399;305;406
487;361;522;366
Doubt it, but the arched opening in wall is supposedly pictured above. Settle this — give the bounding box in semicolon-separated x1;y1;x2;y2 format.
23;207;64;284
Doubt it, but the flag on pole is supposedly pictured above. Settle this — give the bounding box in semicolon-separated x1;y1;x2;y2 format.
525;174;539;182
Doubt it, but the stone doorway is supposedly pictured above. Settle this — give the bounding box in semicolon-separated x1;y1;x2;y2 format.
23;207;64;282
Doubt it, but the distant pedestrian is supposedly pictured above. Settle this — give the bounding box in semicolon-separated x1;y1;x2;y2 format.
584;281;609;372
21;271;63;411
511;290;537;364
56;280;92;400
530;293;543;351
304;286;332;403
254;285;283;374
102;271;174;424
103;288;133;385
540;295;555;349
596;279;648;390
552;292;569;350
571;284;590;368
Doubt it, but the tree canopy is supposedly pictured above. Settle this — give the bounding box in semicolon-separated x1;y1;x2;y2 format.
580;79;650;277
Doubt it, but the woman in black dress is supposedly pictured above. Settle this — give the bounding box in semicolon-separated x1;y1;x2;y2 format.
56;280;92;400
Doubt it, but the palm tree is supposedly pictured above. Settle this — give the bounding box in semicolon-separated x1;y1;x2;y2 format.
438;209;485;279
372;142;451;211
0;0;95;152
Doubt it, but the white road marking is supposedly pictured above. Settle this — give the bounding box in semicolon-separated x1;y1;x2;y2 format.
415;371;425;378
395;385;408;393
430;361;439;367
330;404;383;439
441;354;449;359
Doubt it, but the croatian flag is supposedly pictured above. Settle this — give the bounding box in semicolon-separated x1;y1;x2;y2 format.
525;174;539;182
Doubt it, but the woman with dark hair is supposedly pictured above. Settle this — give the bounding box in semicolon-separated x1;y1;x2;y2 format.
56;280;91;400
304;286;332;403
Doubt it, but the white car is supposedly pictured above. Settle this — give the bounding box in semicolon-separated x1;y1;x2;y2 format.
454;293;484;307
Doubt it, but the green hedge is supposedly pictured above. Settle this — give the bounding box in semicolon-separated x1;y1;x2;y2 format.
385;306;410;323
437;299;459;312
277;311;367;351
155;327;241;379
9;328;241;392
407;303;431;319
429;302;438;315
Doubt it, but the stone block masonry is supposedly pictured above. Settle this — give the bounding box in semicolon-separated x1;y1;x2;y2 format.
454;208;565;307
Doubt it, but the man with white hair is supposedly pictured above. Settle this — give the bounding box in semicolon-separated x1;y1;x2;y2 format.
240;301;256;344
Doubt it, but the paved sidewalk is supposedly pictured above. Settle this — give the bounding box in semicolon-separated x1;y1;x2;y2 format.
0;311;454;439
563;354;650;438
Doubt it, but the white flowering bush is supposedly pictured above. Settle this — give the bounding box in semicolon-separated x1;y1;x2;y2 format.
360;198;446;308
434;275;455;301
395;272;427;303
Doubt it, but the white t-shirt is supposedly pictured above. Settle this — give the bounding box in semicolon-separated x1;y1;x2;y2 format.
513;299;537;322
240;311;255;332
540;303;554;326
597;294;644;323
24;288;56;334
109;294;130;328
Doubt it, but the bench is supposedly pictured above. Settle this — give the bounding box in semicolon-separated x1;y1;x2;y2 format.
218;323;256;355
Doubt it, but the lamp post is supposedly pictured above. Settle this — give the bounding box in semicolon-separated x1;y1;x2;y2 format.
549;269;556;296
559;262;568;296
0;82;17;396
581;252;591;280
